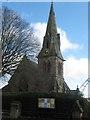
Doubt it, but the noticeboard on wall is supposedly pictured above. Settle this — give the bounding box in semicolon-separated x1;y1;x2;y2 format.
38;98;55;109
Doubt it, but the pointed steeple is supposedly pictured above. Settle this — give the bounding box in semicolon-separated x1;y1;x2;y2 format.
45;2;57;37
38;2;64;61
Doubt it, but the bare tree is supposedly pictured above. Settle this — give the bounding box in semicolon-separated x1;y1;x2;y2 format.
1;6;40;76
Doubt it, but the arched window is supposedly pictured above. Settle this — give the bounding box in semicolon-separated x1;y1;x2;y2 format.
47;61;51;73
54;81;58;92
58;63;62;75
46;41;49;48
43;61;47;72
43;61;51;73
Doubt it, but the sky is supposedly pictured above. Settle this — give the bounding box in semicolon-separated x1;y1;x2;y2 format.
1;2;89;97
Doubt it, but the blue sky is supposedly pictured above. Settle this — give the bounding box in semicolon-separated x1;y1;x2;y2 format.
1;2;89;97
2;2;88;58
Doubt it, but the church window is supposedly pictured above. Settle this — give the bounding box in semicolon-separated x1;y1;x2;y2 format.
43;61;51;73
58;63;62;75
43;61;47;72
46;41;49;48
47;61;51;73
54;81;58;92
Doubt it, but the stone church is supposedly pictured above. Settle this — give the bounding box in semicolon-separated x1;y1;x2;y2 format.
2;2;89;120
3;2;70;93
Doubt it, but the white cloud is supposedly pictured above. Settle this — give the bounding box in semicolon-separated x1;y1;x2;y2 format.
31;22;88;97
64;56;88;97
0;74;11;89
1;22;88;97
64;56;88;81
31;22;46;47
0;80;8;89
31;22;83;52
57;28;83;52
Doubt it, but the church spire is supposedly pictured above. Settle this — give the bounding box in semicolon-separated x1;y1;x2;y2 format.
38;3;65;93
45;2;57;37
38;2;64;61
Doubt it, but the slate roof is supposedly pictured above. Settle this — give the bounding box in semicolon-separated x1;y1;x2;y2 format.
2;55;70;94
2;55;38;93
